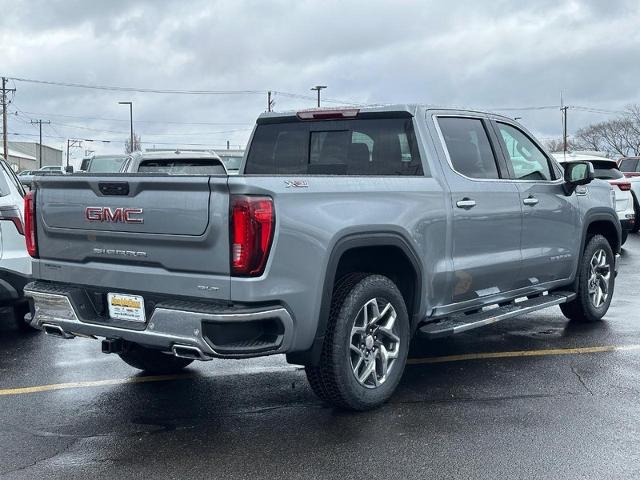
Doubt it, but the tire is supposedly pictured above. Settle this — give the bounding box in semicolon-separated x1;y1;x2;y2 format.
621;230;628;246
118;343;193;374
632;196;640;233
14;302;36;332
305;273;410;411
560;234;615;323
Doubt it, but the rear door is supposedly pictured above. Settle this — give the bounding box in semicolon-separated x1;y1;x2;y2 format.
435;115;523;304
492;121;579;286
34;174;230;300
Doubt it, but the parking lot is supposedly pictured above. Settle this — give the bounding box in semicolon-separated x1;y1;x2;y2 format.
0;234;638;479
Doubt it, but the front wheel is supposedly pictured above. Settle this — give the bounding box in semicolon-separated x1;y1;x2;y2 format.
118;343;193;374
560;234;615;323
305;274;410;411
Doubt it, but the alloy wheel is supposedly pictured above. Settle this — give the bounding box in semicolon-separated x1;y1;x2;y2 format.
349;298;400;388
588;248;611;308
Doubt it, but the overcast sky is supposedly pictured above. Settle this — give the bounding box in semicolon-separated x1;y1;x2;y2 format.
1;0;639;160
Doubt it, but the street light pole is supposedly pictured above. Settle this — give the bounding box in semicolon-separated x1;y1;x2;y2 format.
310;85;327;108
119;101;134;151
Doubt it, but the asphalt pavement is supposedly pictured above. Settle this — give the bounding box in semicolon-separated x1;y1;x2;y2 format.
1;234;639;479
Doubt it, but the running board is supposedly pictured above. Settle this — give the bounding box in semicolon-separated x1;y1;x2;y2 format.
418;292;576;339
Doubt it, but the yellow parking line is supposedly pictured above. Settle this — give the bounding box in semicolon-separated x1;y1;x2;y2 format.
407;344;640;365
0;373;195;397
1;344;639;397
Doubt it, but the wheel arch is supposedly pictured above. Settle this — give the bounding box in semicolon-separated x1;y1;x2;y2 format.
286;231;423;366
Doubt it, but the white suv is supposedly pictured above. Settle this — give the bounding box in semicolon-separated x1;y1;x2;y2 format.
0;156;31;327
553;152;635;244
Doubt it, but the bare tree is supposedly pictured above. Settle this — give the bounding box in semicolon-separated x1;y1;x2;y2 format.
124;133;142;154
543;137;583;152
574;108;640;158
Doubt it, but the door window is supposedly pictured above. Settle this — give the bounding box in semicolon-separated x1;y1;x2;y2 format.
497;123;553;181
619;158;638;172
437;117;500;179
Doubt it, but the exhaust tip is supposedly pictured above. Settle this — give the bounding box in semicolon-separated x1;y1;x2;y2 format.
42;323;75;339
172;344;210;361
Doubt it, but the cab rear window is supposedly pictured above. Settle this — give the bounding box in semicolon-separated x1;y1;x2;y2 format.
137;158;226;175
245;117;424;176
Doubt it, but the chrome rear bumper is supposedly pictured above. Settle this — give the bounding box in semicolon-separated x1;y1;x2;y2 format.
24;282;294;359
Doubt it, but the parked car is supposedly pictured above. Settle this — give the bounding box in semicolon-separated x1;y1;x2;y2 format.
24;105;620;410
618;156;640;233
17;170;35;187
85;155;128;173
0;157;31;328
216;149;245;174
554;152;635;244
38;165;66;174
119;150;225;174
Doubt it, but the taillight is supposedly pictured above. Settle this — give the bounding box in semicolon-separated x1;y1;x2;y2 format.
0;206;24;235
24;191;37;257
609;180;631;191
623;172;640;178
230;195;274;276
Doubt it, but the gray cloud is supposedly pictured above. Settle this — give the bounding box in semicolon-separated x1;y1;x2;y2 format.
0;0;638;156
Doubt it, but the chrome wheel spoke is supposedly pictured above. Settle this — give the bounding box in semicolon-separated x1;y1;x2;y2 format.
358;359;376;384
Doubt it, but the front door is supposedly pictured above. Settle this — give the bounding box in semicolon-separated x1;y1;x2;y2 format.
436;116;523;305
492;121;579;286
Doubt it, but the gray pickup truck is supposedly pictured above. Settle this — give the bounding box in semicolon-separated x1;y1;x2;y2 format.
24;105;620;410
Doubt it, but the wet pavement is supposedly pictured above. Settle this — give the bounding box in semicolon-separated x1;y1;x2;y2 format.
1;234;639;479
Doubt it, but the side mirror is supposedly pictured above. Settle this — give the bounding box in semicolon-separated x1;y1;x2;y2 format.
64;165;74;174
563;161;594;195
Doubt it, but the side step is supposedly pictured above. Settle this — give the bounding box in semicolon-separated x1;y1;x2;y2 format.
418;292;576;340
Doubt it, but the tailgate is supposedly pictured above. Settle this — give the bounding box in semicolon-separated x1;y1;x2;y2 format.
34;175;231;299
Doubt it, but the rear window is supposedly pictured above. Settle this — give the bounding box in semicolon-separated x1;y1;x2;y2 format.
589;160;623;180
245;117;424;176
88;156;127;173
137;158;226;175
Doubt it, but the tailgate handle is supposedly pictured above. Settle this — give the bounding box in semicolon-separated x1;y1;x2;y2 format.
99;182;129;196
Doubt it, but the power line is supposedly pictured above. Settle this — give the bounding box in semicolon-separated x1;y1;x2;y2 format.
13;109;252;126
8;76;264;95
7;131;243;148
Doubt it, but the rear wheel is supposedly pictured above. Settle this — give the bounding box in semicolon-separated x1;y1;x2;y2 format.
305;273;410;411
621;230;628;246
632;196;640;233
118;343;193;374
560;234;614;323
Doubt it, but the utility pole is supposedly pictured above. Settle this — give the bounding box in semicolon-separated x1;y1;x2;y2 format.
310;85;327;107
66;139;82;167
30;119;51;168
1;77;16;161
119;101;134;151
561;106;569;153
267;91;275;112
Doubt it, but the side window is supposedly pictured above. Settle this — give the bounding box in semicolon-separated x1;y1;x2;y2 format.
496;123;553;181
619;158;638;172
438;117;500;179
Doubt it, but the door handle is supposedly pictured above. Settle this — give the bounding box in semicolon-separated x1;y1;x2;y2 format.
456;198;476;209
523;196;539;206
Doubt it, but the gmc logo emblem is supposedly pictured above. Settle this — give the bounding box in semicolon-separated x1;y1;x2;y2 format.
85;207;144;224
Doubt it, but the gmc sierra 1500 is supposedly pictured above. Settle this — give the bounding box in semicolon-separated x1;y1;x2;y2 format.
24;105;620;410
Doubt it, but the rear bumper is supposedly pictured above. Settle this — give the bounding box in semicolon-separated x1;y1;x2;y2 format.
24;281;294;359
620;216;635;232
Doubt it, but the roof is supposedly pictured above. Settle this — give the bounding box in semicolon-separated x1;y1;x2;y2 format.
256;104;518;123
552;152;616;164
129;150;221;161
6;148;36;161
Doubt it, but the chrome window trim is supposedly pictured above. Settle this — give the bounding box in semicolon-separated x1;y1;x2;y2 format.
431;113;564;185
